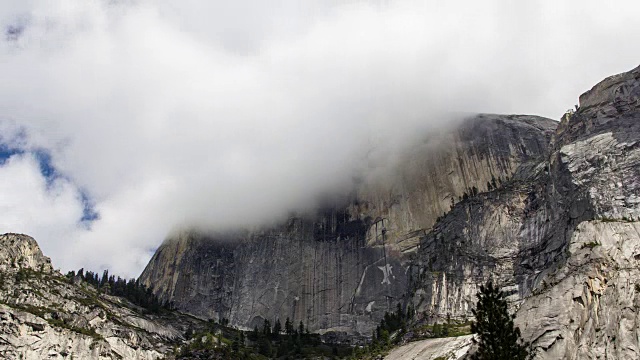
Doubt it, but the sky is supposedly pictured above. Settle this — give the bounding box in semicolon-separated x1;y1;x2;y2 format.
0;0;639;278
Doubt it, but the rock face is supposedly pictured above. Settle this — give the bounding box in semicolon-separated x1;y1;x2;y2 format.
0;233;205;360
409;65;640;359
515;65;640;359
517;221;640;359
140;114;557;335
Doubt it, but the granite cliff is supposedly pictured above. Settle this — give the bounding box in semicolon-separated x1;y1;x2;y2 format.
139;113;556;336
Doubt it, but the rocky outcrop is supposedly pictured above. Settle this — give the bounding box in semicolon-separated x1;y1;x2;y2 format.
384;335;474;360
0;233;53;273
140;114;556;335
0;233;205;360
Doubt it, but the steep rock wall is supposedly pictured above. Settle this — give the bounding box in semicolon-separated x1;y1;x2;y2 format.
354;115;556;253
140;114;556;335
516;65;640;359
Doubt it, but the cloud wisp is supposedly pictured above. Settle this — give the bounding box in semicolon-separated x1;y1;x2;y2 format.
0;0;639;276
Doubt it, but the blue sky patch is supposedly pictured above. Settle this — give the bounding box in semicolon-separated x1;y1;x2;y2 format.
32;149;57;183
0;145;23;165
79;191;100;225
0;143;100;227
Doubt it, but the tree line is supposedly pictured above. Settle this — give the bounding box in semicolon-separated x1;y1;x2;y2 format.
66;268;172;313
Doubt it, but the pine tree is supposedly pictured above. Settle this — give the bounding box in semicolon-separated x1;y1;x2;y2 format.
442;313;451;337
263;319;272;336
250;326;259;341
432;322;442;337
273;318;282;338
100;270;109;287
406;303;415;320
471;281;530;360
231;337;239;353
258;336;272;357
285;317;293;335
379;329;390;346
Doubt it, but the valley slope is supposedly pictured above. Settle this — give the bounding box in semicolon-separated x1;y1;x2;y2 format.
0;233;205;360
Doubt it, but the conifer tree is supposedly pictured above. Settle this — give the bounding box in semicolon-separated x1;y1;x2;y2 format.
100;270;109;286
471;281;530;360
273;318;282;337
250;326;259;341
285;317;294;335
263;319;272;336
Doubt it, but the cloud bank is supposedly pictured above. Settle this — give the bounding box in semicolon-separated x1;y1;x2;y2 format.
0;0;639;277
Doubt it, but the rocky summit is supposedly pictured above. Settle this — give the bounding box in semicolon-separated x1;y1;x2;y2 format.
3;65;640;359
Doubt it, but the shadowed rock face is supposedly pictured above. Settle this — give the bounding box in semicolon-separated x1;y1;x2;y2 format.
139;114;557;335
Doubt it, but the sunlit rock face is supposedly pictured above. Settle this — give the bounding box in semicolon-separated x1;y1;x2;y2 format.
0;233;53;273
0;233;203;360
139;113;556;335
408;65;640;359
515;65;640;359
384;334;474;360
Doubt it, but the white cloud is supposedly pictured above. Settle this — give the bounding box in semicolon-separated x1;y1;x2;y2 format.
0;154;85;261
0;0;639;277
